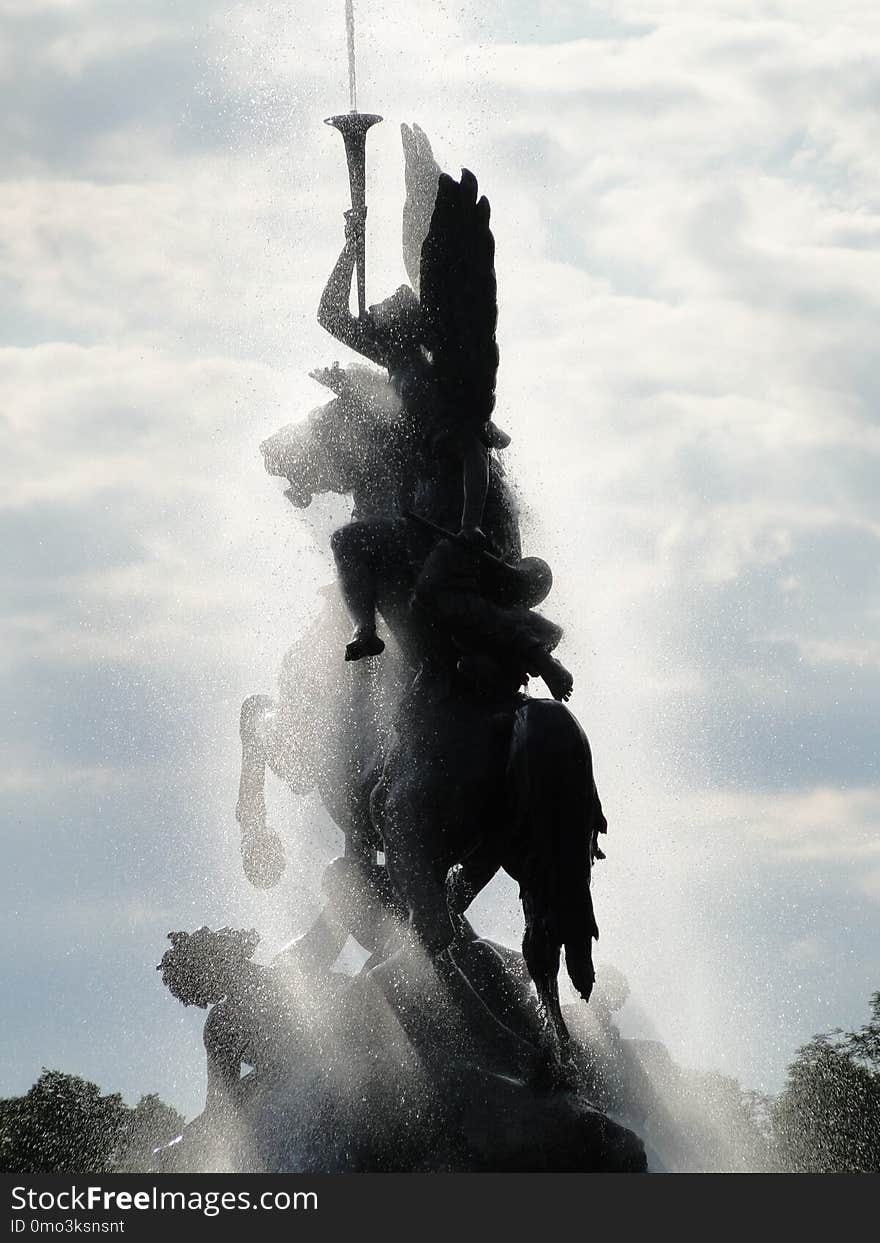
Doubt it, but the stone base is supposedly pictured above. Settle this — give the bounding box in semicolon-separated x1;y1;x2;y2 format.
156;1060;646;1173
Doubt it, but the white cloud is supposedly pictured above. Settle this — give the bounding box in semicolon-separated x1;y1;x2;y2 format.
677;784;880;869
2;0;879;1104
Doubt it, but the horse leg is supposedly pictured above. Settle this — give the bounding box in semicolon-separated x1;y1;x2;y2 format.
447;843;501;917
385;835;457;956
236;695;290;888
371;747;458;955
446;845;501;942
236;694;274;835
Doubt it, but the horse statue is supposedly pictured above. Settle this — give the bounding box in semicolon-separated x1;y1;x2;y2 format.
238;122;607;1054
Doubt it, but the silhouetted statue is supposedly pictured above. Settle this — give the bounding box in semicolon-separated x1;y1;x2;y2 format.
303;125;592;1049
158;927;299;1120
158;857;407;1119
316;125;573;699
163;119;647;1175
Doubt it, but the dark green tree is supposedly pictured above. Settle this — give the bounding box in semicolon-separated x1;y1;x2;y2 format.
773;992;880;1173
0;1070;183;1174
114;1093;185;1172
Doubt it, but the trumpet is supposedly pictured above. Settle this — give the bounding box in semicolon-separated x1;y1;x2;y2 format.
325;111;382;319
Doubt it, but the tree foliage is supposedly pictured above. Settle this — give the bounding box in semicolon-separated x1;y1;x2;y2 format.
0;1070;184;1174
773;991;880;1173
114;1092;187;1173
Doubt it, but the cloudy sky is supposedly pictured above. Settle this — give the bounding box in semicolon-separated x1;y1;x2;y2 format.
2;0;878;1120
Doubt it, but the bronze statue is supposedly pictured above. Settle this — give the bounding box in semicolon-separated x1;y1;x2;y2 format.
316;128;566;684
158;927;298;1120
157;116;643;1174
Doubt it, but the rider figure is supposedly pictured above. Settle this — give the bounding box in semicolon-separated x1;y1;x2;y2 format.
318;207;574;701
318;207;425;661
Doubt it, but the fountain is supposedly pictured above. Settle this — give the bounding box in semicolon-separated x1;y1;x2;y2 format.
152;2;647;1174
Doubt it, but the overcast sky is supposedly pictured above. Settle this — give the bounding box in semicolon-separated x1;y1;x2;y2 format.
2;0;879;1120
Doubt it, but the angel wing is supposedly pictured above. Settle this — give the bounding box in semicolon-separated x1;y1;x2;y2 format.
419;168;499;435
401;123;441;294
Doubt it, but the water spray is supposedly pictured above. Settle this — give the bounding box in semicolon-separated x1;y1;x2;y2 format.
324;0;382;319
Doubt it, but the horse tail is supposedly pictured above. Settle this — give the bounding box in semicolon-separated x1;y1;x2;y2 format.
506;698;603;1007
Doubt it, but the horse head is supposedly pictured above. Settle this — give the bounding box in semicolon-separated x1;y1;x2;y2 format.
260;401;349;508
261;366;404;510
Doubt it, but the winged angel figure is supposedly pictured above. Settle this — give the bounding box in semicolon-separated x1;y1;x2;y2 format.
313;127;603;1044
238;127;604;1052
317;125;573;702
